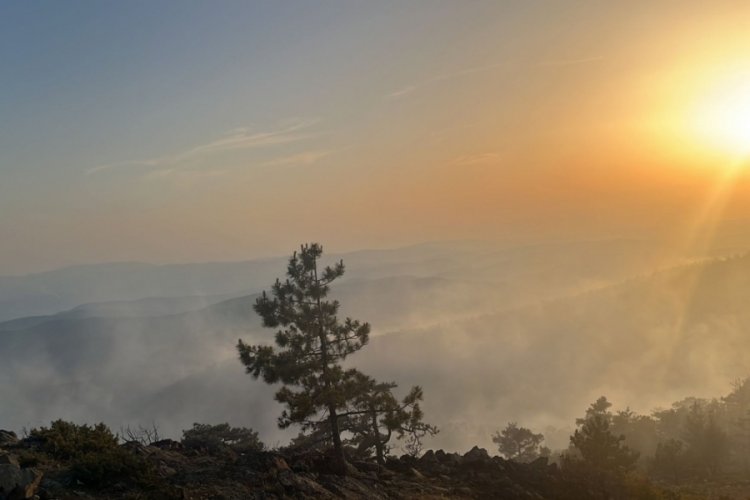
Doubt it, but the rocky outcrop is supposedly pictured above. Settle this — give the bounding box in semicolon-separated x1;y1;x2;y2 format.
0;439;672;500
0;454;42;500
0;433;17;449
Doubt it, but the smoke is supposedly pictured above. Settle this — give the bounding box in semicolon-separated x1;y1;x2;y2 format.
0;240;749;454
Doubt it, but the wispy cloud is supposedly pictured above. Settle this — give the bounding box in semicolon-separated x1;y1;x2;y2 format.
385;56;603;100
385;85;419;100
261;150;333;168
87;118;319;175
142;167;230;183
536;56;604;67
452;153;502;166
385;63;507;101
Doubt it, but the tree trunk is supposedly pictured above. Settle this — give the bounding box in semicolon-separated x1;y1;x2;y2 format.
312;263;348;474
371;410;385;465
328;407;348;474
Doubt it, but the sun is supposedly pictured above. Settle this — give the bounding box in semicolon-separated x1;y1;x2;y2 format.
688;72;750;156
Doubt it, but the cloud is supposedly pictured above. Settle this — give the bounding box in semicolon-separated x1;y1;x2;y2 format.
384;63;507;101
260;150;332;168
142;167;231;183
452;152;502;166
385;56;603;100
87;118;319;175
385;85;419;100
536;56;604;67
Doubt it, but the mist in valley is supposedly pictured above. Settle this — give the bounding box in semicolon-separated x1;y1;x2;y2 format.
1;237;749;457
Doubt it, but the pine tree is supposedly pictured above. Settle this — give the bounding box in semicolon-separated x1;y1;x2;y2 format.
345;372;437;464
683;401;729;476
237;243;370;473
492;422;545;462
570;398;639;471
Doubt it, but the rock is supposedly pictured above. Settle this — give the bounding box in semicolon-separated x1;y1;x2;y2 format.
414;450;451;477
491;455;507;471
319;475;389;499
453;486;474;496
120;441;150;456
270;456;290;473
408;467;425;480
443;452;463;466
385;456;409;473
156;463;178;477
418;449;436;464
37;478;65;500
0;463;42;499
0;464;22;496
463;446;490;463
16;468;43;500
0;433;17;449
151;439;183;451
352;460;380;473
343;460;360;476
377;467;395;479
278;470;334;497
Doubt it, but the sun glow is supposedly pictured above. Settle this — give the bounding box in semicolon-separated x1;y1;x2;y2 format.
688;71;750;157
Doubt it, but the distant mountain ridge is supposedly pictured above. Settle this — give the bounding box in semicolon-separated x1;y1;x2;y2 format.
0;239;670;322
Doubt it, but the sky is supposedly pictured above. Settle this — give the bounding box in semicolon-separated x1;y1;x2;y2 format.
4;1;750;274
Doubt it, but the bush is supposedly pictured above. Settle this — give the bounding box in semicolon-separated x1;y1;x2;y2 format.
561;457;677;500
27;420;158;490
650;439;687;481
70;447;152;488
16;449;48;468
181;423;264;454
27;420;119;460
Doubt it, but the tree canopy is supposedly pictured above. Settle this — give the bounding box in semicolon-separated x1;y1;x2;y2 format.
570;397;639;471
344;372;437;463
493;422;545;462
237;243;370;472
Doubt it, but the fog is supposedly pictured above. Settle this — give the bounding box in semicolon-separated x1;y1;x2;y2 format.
1;239;749;453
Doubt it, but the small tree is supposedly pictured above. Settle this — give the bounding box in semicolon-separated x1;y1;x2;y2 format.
120;423;161;446
493;422;545;462
345;373;437;464
682;401;729;476
397;387;439;458
286;426;332;453
576;396;612;426
237;243;370;473
181;423;264;454
650;438;686;481
570;397;639;471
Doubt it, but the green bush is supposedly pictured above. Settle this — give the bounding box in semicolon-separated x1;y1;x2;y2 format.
28;420;119;460
70;447;152;488
181;423;264;454
16;450;47;468
28;420;158;490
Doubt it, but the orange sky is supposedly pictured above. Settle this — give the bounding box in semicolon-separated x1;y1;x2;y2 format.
4;1;750;273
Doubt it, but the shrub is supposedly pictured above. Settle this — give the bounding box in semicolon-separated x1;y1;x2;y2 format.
27;420;118;460
181;423;264;454
70;447;152;488
16;449;47;468
27;420;158;490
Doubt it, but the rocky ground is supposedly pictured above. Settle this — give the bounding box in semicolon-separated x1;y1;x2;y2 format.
0;430;677;500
